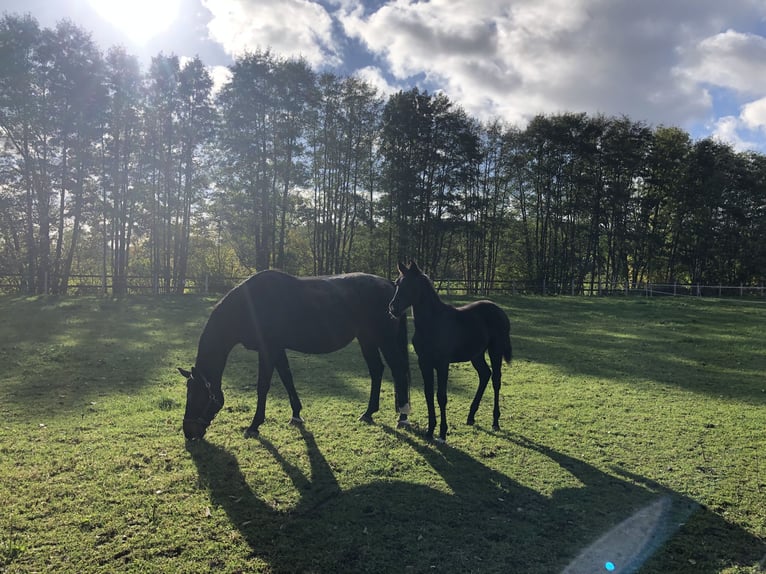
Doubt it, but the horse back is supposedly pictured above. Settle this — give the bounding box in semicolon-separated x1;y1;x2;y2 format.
459;300;512;362
225;270;396;353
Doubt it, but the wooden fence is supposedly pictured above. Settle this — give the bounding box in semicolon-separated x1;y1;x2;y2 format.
0;273;764;298
0;274;240;296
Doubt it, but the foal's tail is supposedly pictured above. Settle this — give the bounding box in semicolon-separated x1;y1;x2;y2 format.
502;313;513;365
503;329;513;364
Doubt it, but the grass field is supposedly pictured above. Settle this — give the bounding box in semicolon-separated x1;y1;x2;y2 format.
0;294;764;573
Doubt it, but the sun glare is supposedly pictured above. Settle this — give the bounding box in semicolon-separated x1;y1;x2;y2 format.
89;0;181;45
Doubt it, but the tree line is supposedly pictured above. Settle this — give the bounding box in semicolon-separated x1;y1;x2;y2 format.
1;14;764;295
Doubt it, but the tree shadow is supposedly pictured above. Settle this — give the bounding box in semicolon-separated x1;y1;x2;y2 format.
494;296;766;404
0;296;211;415
0;295;404;423
186;426;765;573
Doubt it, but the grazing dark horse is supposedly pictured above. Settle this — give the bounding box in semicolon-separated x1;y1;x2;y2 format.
179;270;411;440
388;261;512;442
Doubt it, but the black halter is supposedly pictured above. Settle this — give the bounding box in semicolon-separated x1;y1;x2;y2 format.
183;369;222;427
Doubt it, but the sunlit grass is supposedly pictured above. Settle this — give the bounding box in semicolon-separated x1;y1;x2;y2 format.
0;294;764;573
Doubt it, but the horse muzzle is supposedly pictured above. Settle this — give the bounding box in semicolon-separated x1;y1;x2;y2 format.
183;419;209;441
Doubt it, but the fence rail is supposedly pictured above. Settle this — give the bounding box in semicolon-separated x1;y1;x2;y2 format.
436;279;766;298
0;273;764;298
0;274;241;296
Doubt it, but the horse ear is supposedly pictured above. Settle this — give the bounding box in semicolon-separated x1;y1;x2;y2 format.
409;260;421;272
398;261;408;274
178;367;192;379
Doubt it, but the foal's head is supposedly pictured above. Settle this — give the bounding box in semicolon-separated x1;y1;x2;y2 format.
389;260;430;317
178;367;224;440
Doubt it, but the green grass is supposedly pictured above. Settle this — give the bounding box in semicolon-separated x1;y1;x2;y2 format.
0;294;764;573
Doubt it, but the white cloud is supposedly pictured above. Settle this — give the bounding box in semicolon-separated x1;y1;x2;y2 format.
740;97;766;131
201;0;341;68
708;98;766;151
680;29;766;95
711;116;754;150
197;0;766;147
208;65;233;95
707;96;766;152
338;0;766;130
353;66;402;97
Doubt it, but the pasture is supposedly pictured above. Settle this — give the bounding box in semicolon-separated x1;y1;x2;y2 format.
0;294;764;573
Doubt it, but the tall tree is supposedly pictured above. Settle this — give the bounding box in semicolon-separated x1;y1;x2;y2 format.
47;21;107;293
271;58;316;270
0;14;45;291
216;51;316;272
599;116;652;292
175;56;215;292
102;46;142;295
308;74;382;274
380;88;478;275
641;126;691;283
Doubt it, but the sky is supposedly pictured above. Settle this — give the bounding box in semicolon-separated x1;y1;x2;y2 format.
7;0;766;152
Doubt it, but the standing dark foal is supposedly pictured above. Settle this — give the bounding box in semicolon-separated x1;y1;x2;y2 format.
389;261;512;442
179;270;411;440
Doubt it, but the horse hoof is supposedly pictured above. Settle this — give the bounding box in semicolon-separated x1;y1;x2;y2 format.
434;436;447;445
466;417;475;426
289;416;305;426
358;413;374;424
492;424;500;432
397;419;411;429
244;428;259;439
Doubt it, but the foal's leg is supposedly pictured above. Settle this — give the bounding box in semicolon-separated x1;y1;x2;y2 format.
467;354;491;426
489;347;503;431
358;340;385;424
435;362;450;442
274;349;304;425
246;352;276;438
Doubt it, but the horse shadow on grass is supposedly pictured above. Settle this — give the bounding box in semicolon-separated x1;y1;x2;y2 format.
187;427;765;573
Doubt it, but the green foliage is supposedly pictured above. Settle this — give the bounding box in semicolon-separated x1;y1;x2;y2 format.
2;14;765;296
0;295;764;572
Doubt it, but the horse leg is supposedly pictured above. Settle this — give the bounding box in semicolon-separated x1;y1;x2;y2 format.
489;348;503;431
435;363;449;443
245;353;275;438
419;356;437;440
274;349;304;426
467;354;491;426
358;340;384;424
380;337;412;428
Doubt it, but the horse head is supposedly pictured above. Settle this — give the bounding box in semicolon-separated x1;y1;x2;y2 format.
178;366;225;440
389;260;426;317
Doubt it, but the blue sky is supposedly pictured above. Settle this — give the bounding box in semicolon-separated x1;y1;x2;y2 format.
8;0;766;151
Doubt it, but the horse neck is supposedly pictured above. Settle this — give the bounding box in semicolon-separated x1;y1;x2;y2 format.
411;281;448;330
195;305;239;387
